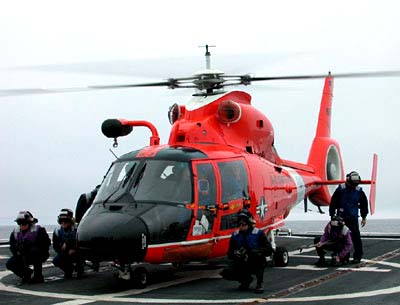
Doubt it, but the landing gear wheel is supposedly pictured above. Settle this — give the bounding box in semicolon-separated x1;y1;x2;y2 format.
131;267;148;288
273;246;289;267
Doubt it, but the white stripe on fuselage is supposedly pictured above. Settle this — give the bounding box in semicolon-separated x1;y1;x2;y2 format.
148;219;285;249
282;167;305;205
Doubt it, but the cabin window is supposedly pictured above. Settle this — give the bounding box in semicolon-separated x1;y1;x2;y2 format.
196;163;217;207
218;160;249;203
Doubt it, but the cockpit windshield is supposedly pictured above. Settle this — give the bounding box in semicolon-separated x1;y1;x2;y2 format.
131;160;192;204
96;160;193;204
96;161;138;202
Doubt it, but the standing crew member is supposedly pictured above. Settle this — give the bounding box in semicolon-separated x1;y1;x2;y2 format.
6;211;50;284
329;171;368;264
224;210;272;293
314;216;353;267
53;209;84;278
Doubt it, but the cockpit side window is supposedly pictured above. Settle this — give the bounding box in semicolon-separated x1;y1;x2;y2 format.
218;160;248;203
196;163;217;207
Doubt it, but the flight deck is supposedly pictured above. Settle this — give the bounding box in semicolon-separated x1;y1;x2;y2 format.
1;234;400;305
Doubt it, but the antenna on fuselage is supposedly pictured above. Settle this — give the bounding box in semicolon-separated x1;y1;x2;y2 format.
199;44;216;70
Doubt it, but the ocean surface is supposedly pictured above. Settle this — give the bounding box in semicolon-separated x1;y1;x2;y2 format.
1;219;399;240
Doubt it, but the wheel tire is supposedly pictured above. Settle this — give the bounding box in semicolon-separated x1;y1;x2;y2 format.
131;267;148;288
273;246;289;267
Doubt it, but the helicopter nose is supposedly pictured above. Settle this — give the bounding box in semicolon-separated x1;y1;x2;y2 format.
77;212;148;262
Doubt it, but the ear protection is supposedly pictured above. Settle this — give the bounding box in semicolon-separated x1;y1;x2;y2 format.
346;171;361;185
57;208;73;224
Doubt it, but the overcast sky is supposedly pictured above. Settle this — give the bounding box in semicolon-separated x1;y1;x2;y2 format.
1;0;399;225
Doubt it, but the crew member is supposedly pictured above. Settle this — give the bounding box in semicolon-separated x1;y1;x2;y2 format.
329;171;368;264
53;209;84;278
75;185;100;224
224;210;272;293
6;211;51;284
314;216;353;267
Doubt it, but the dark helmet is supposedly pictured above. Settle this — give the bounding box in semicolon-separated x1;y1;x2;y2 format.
236;209;256;225
58;208;74;224
15;210;35;224
330;215;344;227
346;171;361;186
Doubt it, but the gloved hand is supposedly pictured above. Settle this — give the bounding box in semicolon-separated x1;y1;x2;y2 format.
233;247;248;261
361;218;367;227
331;255;341;266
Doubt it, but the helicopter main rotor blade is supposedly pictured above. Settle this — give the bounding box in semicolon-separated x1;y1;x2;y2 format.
245;70;400;83
0;80;179;97
1;70;400;97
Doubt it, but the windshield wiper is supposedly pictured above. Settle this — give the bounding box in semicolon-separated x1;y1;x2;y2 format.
133;164;147;188
130;163;147;201
103;163;137;203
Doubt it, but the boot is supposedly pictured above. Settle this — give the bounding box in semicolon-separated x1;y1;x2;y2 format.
238;276;253;291
254;282;264;294
315;257;327;267
21;269;33;284
76;261;85;279
29;274;44;284
64;271;73;279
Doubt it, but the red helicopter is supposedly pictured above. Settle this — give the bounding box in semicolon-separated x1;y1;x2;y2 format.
1;46;395;286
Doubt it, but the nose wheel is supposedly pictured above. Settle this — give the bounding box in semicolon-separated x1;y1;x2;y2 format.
131;267;148;288
114;263;149;288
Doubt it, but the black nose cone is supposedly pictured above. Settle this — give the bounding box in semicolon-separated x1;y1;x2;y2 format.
77;212;148;262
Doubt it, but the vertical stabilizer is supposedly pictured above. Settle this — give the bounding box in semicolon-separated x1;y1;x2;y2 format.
315;75;334;138
307;75;344;206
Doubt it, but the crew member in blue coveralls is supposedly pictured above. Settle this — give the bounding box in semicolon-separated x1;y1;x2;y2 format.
329;171;369;264
314;216;353;267
225;210;272;294
53;209;84;278
6;211;51;284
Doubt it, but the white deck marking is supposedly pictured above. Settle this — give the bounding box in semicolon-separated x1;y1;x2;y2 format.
279;265;391;272
51;300;95;305
278;265;328;271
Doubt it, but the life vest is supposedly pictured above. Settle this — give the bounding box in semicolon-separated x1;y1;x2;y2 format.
53;224;77;245
232;228;263;250
13;224;40;249
338;183;362;219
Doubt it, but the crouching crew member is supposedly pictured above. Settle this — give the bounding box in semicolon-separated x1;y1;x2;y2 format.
53;209;84;278
6;211;51;284
314;216;352;267
224;210;272;294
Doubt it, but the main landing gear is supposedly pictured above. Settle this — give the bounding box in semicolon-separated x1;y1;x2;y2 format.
266;230;290;267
